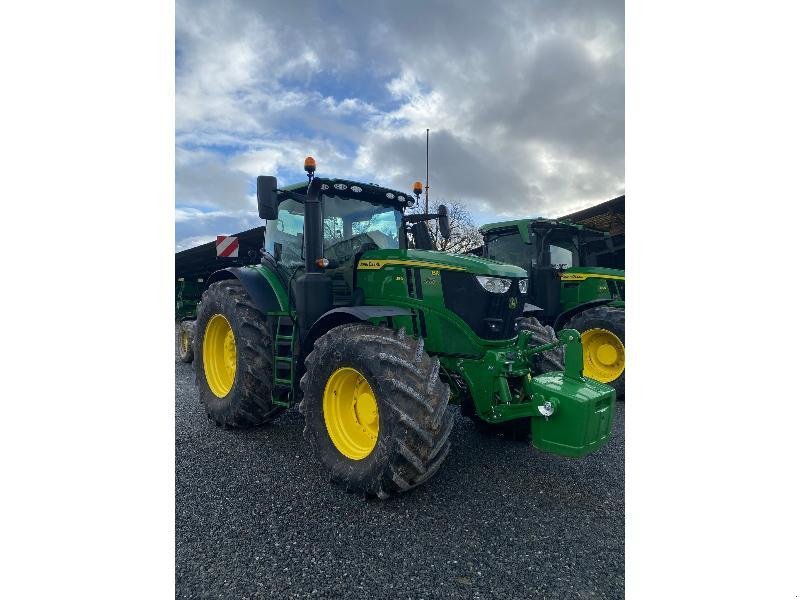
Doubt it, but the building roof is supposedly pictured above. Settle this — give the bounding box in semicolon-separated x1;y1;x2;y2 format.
560;195;624;235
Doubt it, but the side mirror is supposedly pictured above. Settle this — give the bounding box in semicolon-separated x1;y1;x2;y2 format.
257;175;278;219
437;204;451;241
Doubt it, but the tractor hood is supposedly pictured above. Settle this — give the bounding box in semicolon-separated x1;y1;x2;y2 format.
560;266;625;280
359;249;527;278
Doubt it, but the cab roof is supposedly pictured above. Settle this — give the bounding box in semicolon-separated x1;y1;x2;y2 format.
279;178;414;211
479;217;607;242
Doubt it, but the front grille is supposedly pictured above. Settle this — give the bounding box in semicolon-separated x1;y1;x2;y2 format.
441;271;524;340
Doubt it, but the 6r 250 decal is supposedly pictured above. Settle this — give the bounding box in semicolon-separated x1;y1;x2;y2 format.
357;259;466;272
559;272;625;281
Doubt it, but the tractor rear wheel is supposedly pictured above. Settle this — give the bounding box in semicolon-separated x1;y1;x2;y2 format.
299;323;454;499
194;280;285;428
463;317;564;440
565;305;625;398
177;320;195;363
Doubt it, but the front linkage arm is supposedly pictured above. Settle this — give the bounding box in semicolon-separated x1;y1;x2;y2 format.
520;327;585;381
486;328;585;421
447;328;615;457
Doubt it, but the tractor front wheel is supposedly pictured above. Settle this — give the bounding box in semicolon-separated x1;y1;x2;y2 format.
194;280;284;428
565;305;625;399
299;323;454;499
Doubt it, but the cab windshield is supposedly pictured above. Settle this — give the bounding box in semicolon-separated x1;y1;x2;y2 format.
485;230;531;271
547;243;575;268
264;195;403;268
323;196;402;264
532;232;579;268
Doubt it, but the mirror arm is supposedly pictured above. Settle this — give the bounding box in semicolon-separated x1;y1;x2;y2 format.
402;213;439;224
277;189;307;204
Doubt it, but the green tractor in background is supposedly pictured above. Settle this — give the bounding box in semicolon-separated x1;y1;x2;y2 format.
191;158;615;498
479;218;625;397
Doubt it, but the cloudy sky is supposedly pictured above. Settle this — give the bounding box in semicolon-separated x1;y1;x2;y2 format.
175;0;624;251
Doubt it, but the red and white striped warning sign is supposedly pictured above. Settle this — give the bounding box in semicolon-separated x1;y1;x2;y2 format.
215;235;239;258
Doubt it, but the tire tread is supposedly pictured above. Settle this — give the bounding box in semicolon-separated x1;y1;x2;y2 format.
194;280;284;428
299;323;452;498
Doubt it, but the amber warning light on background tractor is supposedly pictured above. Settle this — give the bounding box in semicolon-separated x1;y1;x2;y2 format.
413;181;423;197
304;156;316;174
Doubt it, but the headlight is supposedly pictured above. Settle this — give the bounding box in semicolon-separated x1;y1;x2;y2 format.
476;276;511;294
518;279;528;294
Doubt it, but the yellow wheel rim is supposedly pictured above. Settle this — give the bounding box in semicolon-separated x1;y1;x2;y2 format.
581;328;625;383
203;314;237;397
181;330;189;354
323;367;379;460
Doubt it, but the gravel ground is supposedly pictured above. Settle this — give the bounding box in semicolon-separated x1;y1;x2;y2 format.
176;351;624;599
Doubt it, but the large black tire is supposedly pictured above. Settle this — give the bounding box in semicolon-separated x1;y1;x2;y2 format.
517;316;565;373
177;320;195;363
565;305;625;399
299;323;454;499
194;280;285;428
462;317;563;440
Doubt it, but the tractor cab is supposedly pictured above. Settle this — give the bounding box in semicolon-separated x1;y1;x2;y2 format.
257;161;452;344
264;180;407;306
262;177;447;308
482;218;611;322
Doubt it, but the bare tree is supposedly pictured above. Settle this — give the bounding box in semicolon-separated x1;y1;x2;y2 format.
408;198;484;254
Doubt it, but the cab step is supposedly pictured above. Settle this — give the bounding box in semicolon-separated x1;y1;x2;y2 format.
271;314;296;408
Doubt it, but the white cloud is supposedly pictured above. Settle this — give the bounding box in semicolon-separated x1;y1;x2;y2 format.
176;0;624;248
175;235;218;252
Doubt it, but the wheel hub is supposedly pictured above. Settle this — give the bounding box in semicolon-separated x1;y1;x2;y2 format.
323;367;379;460
203;314;237;398
224;330;236;371
580;327;624;383
596;343;618;366
355;392;378;425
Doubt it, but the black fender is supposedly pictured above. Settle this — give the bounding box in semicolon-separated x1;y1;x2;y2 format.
206;267;283;314
303;306;411;357
553;299;615;331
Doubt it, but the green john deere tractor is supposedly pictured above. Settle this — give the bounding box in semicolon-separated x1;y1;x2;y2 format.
192;158;615;498
480;218;625;397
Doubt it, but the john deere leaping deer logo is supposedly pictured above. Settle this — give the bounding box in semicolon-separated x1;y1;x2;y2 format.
508;297;518;310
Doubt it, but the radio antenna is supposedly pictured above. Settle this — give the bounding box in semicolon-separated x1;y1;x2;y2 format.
425;128;430;214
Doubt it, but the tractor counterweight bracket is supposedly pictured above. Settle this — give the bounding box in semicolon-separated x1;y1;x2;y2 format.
518;326;585;382
558;328;584;380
